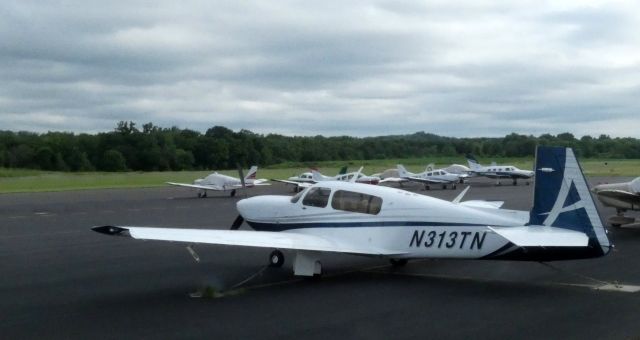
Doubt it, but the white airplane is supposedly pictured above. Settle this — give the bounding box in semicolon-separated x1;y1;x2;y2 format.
592;177;640;227
381;164;466;190
273;166;349;191
167;166;269;197
312;168;381;185
466;154;534;185
95;146;610;278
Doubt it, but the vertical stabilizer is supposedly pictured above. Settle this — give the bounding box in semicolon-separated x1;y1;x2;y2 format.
528;146;610;255
466;154;482;170
244;166;258;181
397;165;412;178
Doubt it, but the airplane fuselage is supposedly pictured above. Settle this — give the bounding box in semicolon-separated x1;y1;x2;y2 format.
236;182;601;261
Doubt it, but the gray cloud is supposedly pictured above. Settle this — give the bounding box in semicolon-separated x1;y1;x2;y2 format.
1;0;639;137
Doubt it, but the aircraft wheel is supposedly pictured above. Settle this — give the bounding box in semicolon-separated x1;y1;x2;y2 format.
452;184;457;190
269;250;285;267
390;259;408;267
425;185;431;190
197;192;203;198
442;184;447;190
230;189;236;197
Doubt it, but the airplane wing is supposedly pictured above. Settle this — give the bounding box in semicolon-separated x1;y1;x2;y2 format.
488;226;588;247
596;190;640;203
166;182;224;191
404;176;452;184
92;226;406;256
378;177;407;183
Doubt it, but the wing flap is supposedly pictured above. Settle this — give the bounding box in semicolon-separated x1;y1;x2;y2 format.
488;226;588;247
92;226;404;256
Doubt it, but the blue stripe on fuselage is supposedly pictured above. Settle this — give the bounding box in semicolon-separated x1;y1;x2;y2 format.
246;220;499;232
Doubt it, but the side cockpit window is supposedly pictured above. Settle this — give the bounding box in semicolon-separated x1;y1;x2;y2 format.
331;190;382;215
290;187;308;203
302;187;331;208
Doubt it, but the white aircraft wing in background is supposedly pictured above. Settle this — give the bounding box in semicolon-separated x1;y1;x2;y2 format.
92;226;406;256
166;182;224;191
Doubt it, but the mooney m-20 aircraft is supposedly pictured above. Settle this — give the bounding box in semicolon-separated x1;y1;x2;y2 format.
167;166;269;197
466;154;534;185
381;164;466;190
592;177;640;227
95;146;610;277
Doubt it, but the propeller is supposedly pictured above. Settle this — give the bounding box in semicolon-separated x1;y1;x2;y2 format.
230;214;244;230
237;164;248;197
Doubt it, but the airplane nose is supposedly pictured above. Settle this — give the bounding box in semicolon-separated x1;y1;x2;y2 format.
236;198;249;217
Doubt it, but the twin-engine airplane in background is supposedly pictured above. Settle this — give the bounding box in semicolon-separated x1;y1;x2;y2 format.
381;164;467;189
466;154;534;185
95;146;611;278
166;166;269;197
592;177;640;227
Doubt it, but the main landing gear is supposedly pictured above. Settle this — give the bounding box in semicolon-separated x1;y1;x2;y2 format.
197;191;207;198
230;189;237;197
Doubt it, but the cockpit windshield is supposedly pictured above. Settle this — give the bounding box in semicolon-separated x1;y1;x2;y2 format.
290;187;308;203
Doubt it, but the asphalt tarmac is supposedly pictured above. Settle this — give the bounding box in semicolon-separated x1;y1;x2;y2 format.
2;177;640;339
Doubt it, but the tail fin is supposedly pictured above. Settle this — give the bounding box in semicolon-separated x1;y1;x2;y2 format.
528;146;610;255
244;166;258;181
397;164;411;178
466;154;481;170
337;166;348;175
425;163;435;172
311;169;325;182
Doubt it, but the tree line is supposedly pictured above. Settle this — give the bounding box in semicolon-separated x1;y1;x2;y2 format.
0;121;639;172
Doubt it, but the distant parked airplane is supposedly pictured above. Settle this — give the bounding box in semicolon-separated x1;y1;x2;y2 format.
466;154;534;185
381;164;466;190
312;168;380;185
273;166;348;191
592;177;640;227
167;166;269;197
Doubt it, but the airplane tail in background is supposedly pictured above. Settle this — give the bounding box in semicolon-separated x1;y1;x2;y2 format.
397;165;411;178
338;166;348;175
465;154;482;170
528;146;610;256
425;163;435;172
311;170;325;182
244;166;258;181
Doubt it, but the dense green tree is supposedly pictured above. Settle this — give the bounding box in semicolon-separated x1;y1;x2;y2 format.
101;149;127;171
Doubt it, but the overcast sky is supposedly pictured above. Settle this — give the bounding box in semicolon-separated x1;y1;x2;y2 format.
1;1;639;137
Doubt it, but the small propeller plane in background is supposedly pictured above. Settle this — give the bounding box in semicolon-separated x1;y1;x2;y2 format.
466;154;534;185
95;146;610;278
166;166;269;197
312;167;381;185
592;177;640;227
381;164;467;190
273;166;348;191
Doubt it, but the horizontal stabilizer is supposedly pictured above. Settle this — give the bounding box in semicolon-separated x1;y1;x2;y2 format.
488;226;588;247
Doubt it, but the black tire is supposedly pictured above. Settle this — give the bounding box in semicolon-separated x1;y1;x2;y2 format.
452;184;457;190
390;259;408;267
230;189;236;197
269;250;285;267
442;184;447;190
197;192;203;198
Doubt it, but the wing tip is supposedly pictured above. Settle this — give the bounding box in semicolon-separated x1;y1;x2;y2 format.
92;225;130;236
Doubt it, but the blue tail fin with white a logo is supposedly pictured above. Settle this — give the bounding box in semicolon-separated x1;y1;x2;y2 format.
528;146;610;255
